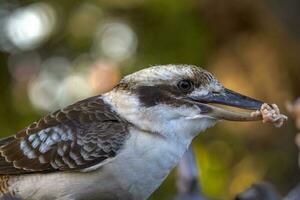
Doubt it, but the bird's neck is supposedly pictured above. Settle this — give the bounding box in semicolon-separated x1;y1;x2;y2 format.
106;126;193;199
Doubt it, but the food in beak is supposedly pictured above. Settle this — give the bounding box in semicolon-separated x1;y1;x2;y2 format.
251;103;288;127
198;102;287;127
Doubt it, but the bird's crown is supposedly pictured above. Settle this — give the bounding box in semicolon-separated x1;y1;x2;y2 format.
119;64;222;91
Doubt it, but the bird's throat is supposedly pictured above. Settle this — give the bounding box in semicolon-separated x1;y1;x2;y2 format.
108;127;193;199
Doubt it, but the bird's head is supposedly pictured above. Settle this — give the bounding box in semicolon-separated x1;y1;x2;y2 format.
104;64;263;140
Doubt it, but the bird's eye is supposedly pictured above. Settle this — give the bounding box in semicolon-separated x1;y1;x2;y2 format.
177;80;194;92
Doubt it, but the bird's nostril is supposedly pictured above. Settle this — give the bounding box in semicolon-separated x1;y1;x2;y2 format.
211;91;219;95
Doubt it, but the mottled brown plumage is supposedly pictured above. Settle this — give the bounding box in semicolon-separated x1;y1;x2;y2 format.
0;96;128;175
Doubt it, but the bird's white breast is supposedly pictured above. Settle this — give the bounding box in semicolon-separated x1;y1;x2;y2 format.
104;127;193;199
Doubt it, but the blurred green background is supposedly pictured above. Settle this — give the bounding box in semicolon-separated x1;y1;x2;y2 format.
0;0;300;199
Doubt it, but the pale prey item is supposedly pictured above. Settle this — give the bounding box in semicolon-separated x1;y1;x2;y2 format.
251;103;288;127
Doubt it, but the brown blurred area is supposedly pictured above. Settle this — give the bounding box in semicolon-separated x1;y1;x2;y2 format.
0;0;299;199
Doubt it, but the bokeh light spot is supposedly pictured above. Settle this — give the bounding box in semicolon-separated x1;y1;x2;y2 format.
92;21;137;61
4;2;56;50
57;74;93;107
28;76;60;111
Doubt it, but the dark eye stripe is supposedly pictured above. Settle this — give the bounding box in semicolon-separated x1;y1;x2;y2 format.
136;84;187;107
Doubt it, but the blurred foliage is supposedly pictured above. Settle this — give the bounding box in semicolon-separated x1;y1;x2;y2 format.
0;0;300;199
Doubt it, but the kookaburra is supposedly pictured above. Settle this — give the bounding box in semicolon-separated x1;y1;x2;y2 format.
0;64;265;200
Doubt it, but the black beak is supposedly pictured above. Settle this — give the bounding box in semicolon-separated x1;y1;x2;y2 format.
190;88;263;110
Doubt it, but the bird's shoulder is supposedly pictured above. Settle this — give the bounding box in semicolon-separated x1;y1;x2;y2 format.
0;95;129;174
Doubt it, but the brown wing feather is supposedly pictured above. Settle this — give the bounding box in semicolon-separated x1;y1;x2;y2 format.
0;96;128;175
